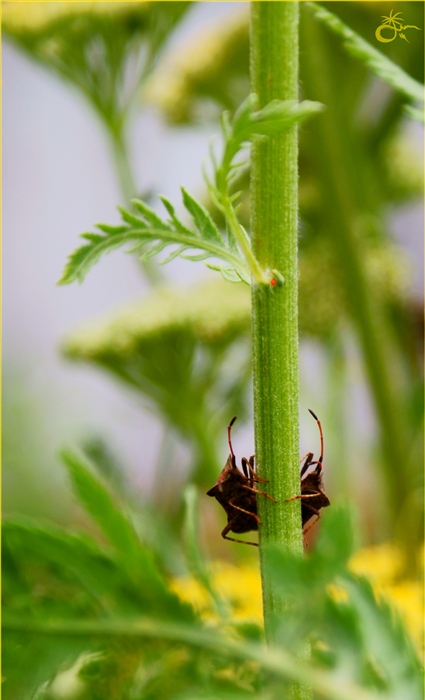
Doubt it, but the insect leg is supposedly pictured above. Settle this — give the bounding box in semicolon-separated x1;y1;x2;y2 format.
228;499;262;525
221;522;259;547
285;491;320;502
241;484;277;503
245;457;269;483
241;457;252;480
300;452;314;477
302;504;321;536
227;416;237;468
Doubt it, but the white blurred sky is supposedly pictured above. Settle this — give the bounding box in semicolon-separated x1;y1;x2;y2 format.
3;2;423;518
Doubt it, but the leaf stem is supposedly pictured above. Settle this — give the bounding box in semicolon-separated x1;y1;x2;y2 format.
109;125;138;205
222;198;269;285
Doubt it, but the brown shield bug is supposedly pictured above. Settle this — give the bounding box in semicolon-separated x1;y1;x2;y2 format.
206;417;276;546
286;409;330;536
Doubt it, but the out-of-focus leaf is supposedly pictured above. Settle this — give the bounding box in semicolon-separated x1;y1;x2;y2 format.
61;449;195;621
308;3;424;106
3;613;392;700
3;2;191;127
341;573;423;698
183;485;229;618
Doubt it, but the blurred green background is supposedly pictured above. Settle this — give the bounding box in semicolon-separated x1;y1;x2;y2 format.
2;3;423;699
3;0;423;547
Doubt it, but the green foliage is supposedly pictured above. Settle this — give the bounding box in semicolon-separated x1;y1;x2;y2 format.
60;449;185;614
309;3;424;114
3;479;422;699
143;9;251;125
59;95;322;287
3;2;190;132
58;189;251;285
182;485;230;620
62;278;251;489
4;4;424;698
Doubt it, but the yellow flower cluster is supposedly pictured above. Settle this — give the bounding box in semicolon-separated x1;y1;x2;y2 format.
299;240;413;339
2;1;145;34
144;8;249;124
170;560;263;625
384;131;425;199
62;279;251;361
350;543;424;652
171;543;424;653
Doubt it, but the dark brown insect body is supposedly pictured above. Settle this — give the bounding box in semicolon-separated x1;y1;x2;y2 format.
286;409;330;536
206;417;276;546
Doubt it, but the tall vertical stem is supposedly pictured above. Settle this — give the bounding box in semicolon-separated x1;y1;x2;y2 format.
250;0;305;659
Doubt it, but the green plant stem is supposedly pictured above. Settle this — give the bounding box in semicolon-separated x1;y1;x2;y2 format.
250;5;310;697
301;10;411;536
110;126;138;205
107;118;163;286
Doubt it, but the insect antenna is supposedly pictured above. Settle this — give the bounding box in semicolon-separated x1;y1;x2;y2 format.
308;409;324;469
228;416;237;467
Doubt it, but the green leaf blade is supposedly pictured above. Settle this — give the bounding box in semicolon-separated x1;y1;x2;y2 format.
181;187;224;245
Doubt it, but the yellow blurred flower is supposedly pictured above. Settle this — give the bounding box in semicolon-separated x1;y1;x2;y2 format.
144;8;249;123
62;278;251;361
2;1;145;34
170;560;263;625
171;543;424;653
349;543;424;652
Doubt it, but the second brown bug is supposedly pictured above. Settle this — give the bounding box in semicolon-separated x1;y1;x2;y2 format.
206;417;276;547
286;409;330;536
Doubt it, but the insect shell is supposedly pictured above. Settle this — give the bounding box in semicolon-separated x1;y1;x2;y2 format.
206;417;276;547
286;409;330;536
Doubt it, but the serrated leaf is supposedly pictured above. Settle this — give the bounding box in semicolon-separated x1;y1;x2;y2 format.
309;3;424;105
249;99;325;136
181;187;224;244
118;206;145;229
215;265;246;283
159;195;192;234
132;198;171;230
58;230;130;285
160;245;186;264
81;232;103;243
59;193;251;286
96;223;128;235
180;252;210;262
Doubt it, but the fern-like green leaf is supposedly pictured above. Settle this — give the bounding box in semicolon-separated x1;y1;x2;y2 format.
58;191;251;286
181;187;223;244
309;3;424;109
